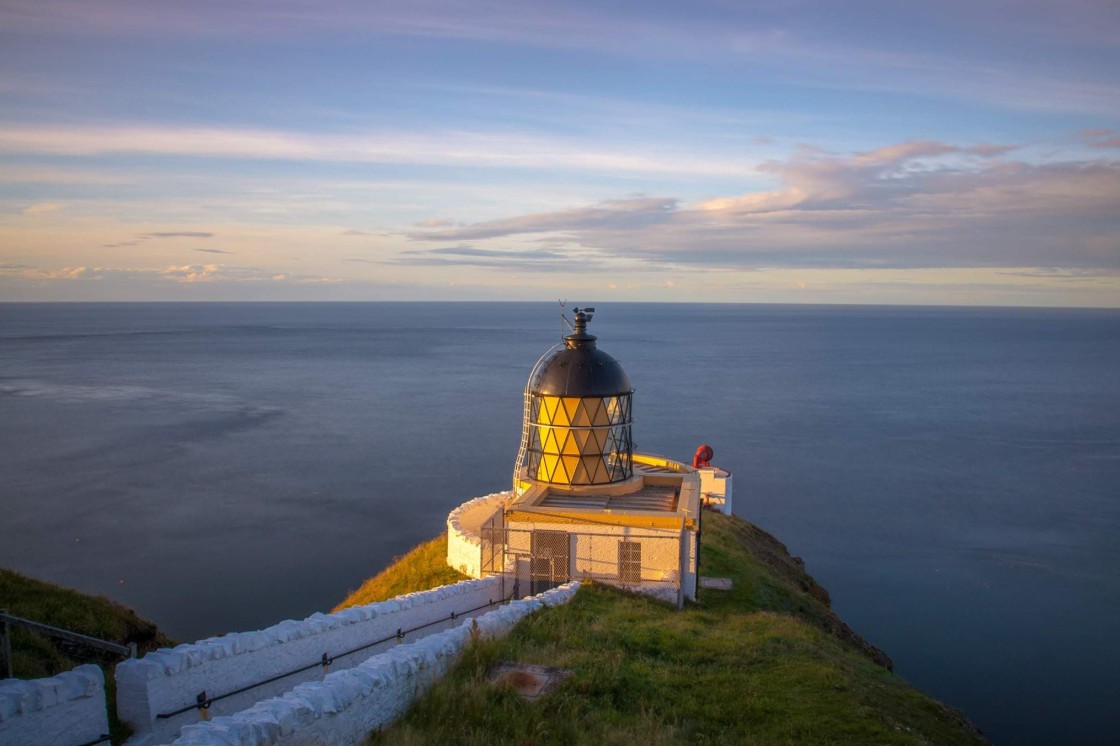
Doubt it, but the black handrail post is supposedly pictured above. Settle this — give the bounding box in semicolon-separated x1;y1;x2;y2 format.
196;690;210;721
1;610;12;679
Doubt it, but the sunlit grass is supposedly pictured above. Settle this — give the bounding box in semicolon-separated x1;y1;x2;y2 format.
334;533;468;610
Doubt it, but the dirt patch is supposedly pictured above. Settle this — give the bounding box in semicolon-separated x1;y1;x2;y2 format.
488;662;573;701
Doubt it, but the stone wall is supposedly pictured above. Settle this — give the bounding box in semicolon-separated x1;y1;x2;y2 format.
0;664;109;746
446;491;509;577
164;582;581;746
118;576;502;745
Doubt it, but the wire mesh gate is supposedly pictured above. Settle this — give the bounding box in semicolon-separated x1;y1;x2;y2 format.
481;513;682;601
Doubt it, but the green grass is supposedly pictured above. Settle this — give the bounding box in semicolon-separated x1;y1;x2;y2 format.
334;533;469;610
0;568;175;744
366;513;986;745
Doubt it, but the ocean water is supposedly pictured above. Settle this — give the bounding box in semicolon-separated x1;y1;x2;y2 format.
1;302;1117;744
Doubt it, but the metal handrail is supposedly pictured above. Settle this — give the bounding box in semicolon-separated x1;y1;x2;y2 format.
154;592;514;720
0;610;136;678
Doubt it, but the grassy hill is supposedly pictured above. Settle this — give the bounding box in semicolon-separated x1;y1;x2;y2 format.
0;568;173;679
359;513;986;745
0;569;175;744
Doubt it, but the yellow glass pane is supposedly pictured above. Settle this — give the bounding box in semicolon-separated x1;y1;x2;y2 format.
588;398;610;426
539;396;558;425
561;455;581;484
559;397;582;426
560;429;582;455
571;399;591;427
540;453;560;482
542;427;561;454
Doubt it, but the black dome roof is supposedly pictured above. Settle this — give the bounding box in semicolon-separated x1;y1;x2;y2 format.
531;307;632;397
533;346;632;397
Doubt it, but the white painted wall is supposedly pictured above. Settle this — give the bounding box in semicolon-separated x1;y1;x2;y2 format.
505;519;689;604
698;468;733;514
446;491;509;577
118;576;502;745
0;664;109;746
162;582;581;746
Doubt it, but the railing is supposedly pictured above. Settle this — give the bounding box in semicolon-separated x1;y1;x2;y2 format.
153;592;514;721
512;342;563;491
0;609;136;678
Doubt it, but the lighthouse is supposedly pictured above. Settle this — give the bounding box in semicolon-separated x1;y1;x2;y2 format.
447;307;732;607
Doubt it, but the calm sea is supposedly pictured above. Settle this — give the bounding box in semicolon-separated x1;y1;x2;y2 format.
1;302;1117;744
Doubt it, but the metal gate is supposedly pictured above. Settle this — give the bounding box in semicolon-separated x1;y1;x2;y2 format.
480;509;505;576
529;530;571;595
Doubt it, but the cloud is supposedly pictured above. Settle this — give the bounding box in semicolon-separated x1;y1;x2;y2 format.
1078;129;1120;149
406;140;1120;273
408;197;677;241
341;228;372;236
194;248;234;254
0;263;339;285
140;231;214;239
401;245;566;260
21;202;62;215
0;125;749;177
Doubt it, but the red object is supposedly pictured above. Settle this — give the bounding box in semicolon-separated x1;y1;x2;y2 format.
693;444;714;469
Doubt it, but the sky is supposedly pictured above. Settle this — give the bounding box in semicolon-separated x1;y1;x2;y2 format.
1;0;1118;306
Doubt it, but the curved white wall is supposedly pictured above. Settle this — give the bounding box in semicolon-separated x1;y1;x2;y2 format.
446;491;509;577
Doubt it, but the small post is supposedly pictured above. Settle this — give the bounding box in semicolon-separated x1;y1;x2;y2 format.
128;641;138;659
321;652;331;676
396;628;403;644
1;610;12;679
196;691;210;721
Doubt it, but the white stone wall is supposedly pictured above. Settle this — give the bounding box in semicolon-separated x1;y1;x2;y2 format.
446;491;509;577
118;576;502;745
163;582;581;746
0;664;109;746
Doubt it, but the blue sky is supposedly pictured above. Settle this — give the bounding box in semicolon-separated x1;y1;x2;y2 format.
1;0;1118;305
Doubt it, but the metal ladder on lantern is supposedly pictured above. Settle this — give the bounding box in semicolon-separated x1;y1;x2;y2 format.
512;342;563;492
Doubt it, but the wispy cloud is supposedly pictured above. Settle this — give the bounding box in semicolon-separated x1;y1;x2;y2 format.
194;248;234;254
1078;128;1120;149
140;231;214;239
408;197;678;241
21;202;62;215
0;262;339;284
410;140;1120;272
0;125;751;176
